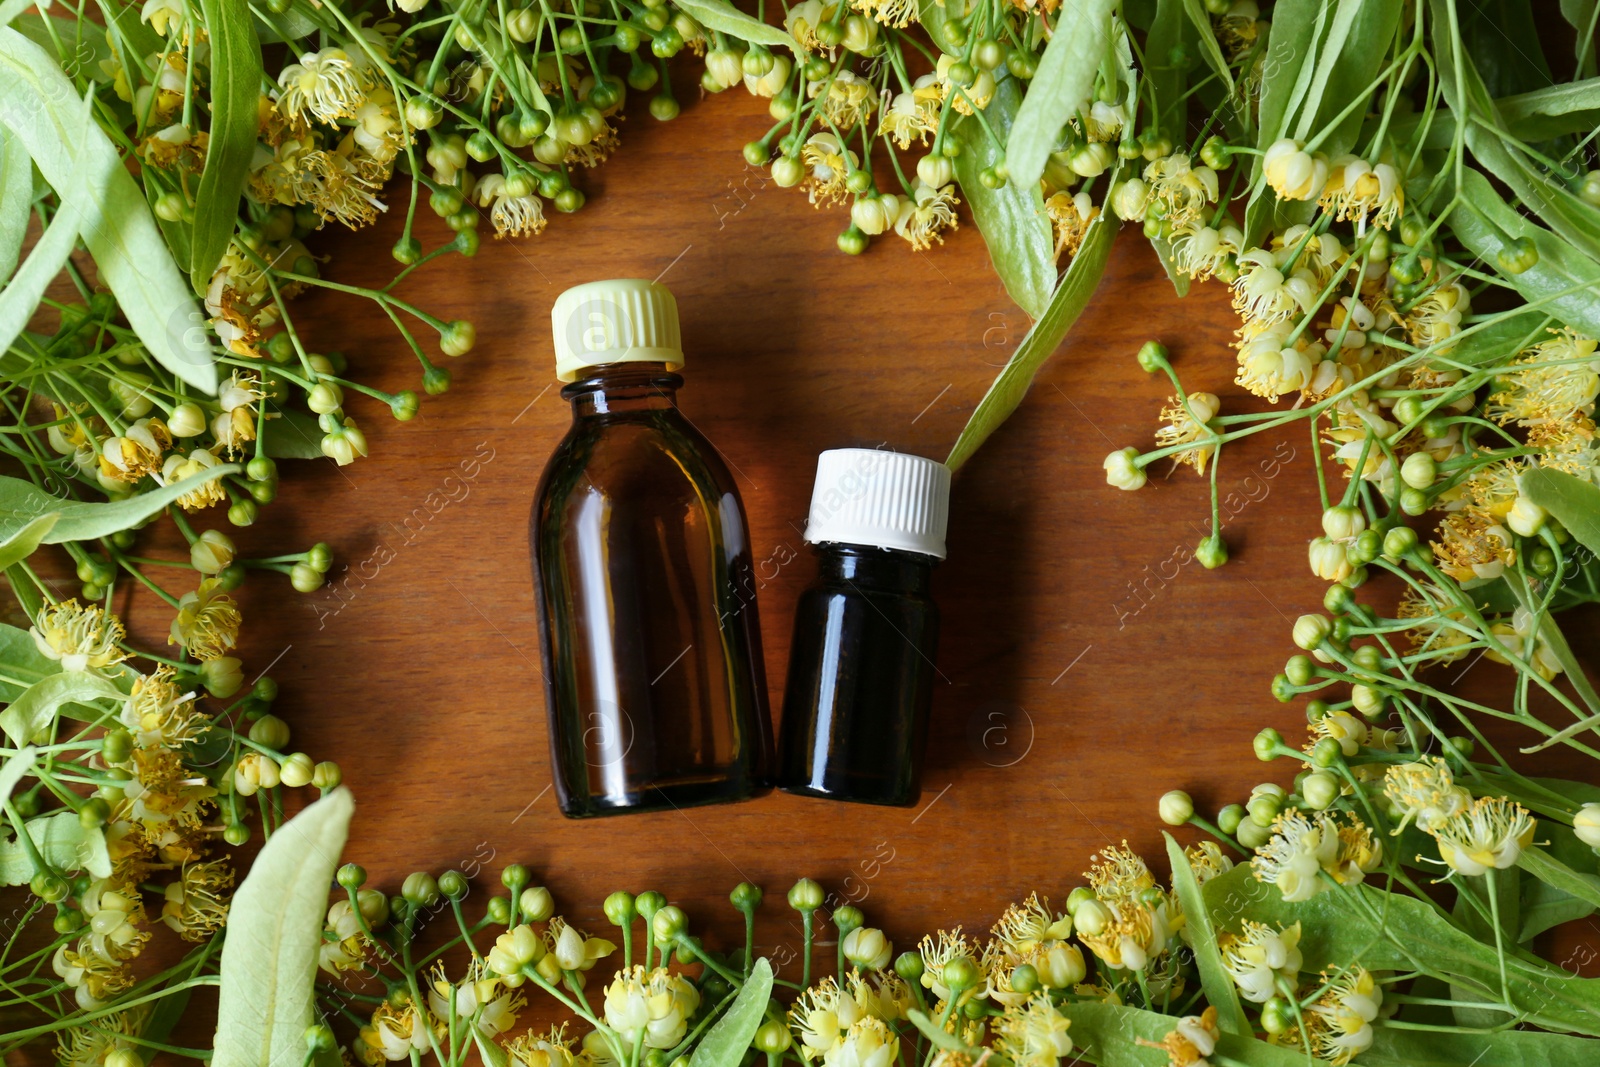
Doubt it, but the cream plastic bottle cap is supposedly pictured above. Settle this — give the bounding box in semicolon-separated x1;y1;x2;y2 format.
803;448;951;559
550;279;683;382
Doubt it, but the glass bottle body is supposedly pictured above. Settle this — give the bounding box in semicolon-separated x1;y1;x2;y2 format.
530;363;771;817
778;544;938;806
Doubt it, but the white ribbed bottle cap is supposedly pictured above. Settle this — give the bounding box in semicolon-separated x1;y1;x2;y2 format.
550;279;683;382
804;449;951;559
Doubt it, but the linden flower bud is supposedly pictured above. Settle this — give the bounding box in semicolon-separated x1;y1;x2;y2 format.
1321;505;1366;541
307;382;344;414
1158;790;1194;826
1103;447;1146;490
1308;536;1353;582
1400;451;1436;489
851;193;900;236
772;156;805;188
280;752;316;787
705;48;745;89
843;926;893;970
190;529;236;574
916;153;954;189
1110;177;1150;221
1038;942;1086;987
522;886;556;922
1071;898;1110;936
200;656;244;698
1263;138;1328;201
1574;803;1600;848
487;923;546;976
1302;771;1340;810
1292;613;1332;651
1507;495;1546;537
169;401;208;438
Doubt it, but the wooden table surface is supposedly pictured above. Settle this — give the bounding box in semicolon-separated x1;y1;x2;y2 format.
107;74;1597;974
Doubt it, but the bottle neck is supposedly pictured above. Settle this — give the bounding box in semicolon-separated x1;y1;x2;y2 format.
813;544;936;593
562;362;681;417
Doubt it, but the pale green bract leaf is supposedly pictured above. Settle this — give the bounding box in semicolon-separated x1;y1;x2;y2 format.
669;0;796;51
947;192;1118;471
1448;169;1600;341
189;0;262;291
0;464;238;545
0;621;59;702
1163;833;1248;1035
0;513;56;570
1364;1025;1600;1066
1180;0;1234;95
0;809;111;883
0;27;217;393
1519;467;1600;559
1517;848;1600;911
0;745;34;806
954;78;1055;321
213;788;355;1067
261;409;327;460
0;87;91;356
1003;0;1115;190
0;124;30;284
0;669;124;745
1057;1000;1337;1066
687;958;774;1067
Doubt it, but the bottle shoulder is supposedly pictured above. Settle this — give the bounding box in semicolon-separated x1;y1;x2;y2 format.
534;411;745;518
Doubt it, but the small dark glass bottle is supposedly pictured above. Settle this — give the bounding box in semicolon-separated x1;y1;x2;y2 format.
778;449;950;806
530;280;771;817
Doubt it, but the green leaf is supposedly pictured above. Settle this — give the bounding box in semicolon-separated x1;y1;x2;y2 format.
687;958;774;1067
1518;847;1600;910
0;809;111;883
261;409;328;460
1519;467;1600;559
0;513;56;571
1561;0;1599;77
668;0;795;51
0;745;34;806
5;566;42;623
1057;1000;1336;1066
1202;863;1600;1035
1243;0;1319;242
0;669;124;745
213;788;355;1067
0;464;238;545
1145;0;1197;142
1180;0;1234;97
954;78;1055;321
252;7;321;44
189;0;261;292
1003;0;1115;190
0;26;217;393
946;197;1117;471
1448;169;1600;341
1163;833;1248;1036
0;124;30;284
1364;1025;1600;1066
0;91;89;356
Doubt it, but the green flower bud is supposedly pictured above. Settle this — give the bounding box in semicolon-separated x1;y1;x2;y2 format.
1292;614;1331;651
1071;899;1110;936
403;872;442;907
337;863;367;890
1285;654;1315;687
634;890;665;921
771;155;805;188
1351;683;1386;718
1158;789;1194;826
312;760;342;790
554;188;586;213
1217;803;1245;835
1009;962;1041;995
1065;886;1097;914
942;955;981;992
1400;451;1436;489
224;821;251;845
249;714;291;750
1196;534;1228;570
1253;727;1284;761
190;529;236;574
754;1020;791;1054
1302;771;1339;810
1309;737;1343;768
787;878;823;911
1260;996;1292;1034
440;320;476;357
279;752;315;788
306;1023;337;1054
1246;792;1281;828
1497;236;1539;274
486;896;512;924
1382;526;1418;559
832;904;864;934
1236;817;1273;850
31;871;69;902
290;562;325;593
604;891;636;926
438;870;470;900
1136;340;1169;373
200;656;244;698
651;904;687;943
729;882;762;913
893;950;924;982
837;225;869;256
79;797;111;828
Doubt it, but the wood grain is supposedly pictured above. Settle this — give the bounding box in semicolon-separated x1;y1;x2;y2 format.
99;73;1597;977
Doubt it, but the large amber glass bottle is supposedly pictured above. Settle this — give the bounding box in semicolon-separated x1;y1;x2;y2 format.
530;280;771;817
